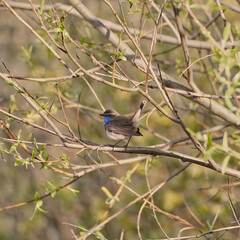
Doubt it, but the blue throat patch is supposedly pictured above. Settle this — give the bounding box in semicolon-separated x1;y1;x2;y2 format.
104;116;112;126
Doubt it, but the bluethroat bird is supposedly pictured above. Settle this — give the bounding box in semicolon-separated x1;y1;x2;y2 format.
100;101;146;148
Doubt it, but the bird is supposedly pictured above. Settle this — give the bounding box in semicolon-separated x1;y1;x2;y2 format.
100;100;146;148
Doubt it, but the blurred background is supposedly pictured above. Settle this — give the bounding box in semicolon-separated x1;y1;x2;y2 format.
0;0;240;239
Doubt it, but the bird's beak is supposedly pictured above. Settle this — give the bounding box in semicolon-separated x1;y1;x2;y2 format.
99;113;104;116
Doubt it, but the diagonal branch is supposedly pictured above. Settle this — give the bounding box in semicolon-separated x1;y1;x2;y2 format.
2;1;240;50
66;0;240;127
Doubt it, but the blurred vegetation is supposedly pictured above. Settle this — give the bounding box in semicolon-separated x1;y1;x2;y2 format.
0;0;240;239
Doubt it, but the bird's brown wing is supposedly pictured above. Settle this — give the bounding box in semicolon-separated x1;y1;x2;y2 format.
105;116;142;136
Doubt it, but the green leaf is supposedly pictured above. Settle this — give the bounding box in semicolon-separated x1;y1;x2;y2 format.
67;187;80;196
49;7;53;16
95;230;105;239
51;191;57;198
39;0;45;16
42;152;49;161
7;82;24;93
60;154;69;166
204;146;216;161
47;180;56;189
101;186;119;203
60;153;68;161
76;221;87;229
62;159;69;166
30;192;47;220
10;143;18;152
75;221;88;237
35;192;41;201
34;138;40;152
128;0;136;8
19;158;31;168
39;145;46;157
39;183;48;192
124;170;133;183
0;142;4;153
9;95;17;114
117;49;127;61
223;22;231;42
133;8;141;13
225;86;236;110
20;45;33;60
206;132;213;147
31;150;36;160
39;181;57;197
59;23;65;31
222;155;231;174
232;133;240;144
53;27;61;33
101;186;113;199
14;160;20;166
80;36;87;45
26;133;32;141
17;129;22;141
206;219;211;229
186;128;204;141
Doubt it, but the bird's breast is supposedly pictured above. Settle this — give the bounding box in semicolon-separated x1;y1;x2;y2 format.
105;128;128;140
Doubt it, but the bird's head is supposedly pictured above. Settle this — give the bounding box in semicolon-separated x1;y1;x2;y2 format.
100;109;119;126
100;109;119;118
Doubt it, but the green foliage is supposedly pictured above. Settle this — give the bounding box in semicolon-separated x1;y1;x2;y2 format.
204;130;240;171
20;45;33;66
187;127;204;141
76;224;105;240
38;0;45;16
102;186;119;204
117;49;127;61
30;192;47;220
67;187;79;196
40;181;57;197
127;0;136;8
0;142;5;153
80;36;87;45
223;22;231;42
60;153;69;166
7;82;24;94
221;155;231;175
33;138;49;162
1;1;240;239
8;95;17;114
50;22;68;39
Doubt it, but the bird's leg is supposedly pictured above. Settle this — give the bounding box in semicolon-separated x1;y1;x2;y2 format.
124;136;132;150
112;140;122;151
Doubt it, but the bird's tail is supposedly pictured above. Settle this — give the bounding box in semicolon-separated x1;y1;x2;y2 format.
131;100;146;123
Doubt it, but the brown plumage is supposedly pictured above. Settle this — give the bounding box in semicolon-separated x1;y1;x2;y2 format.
100;101;146;147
